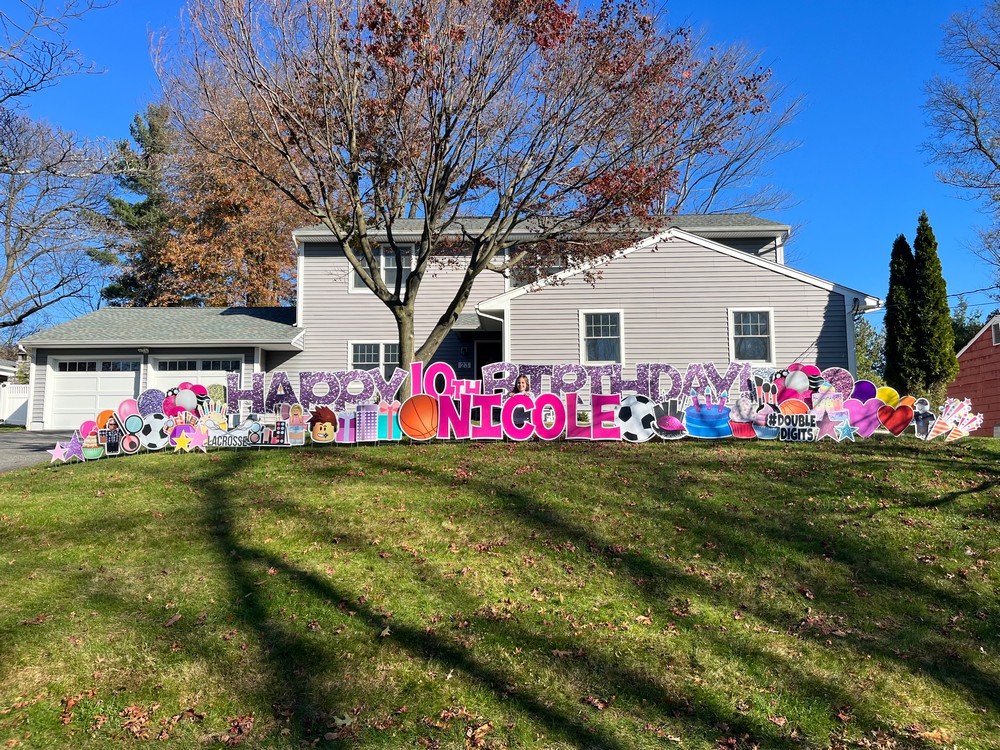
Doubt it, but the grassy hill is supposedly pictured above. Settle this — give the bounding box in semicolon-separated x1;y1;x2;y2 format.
1;437;999;749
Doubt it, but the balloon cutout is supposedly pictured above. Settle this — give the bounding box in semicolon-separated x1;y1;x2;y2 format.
850;380;878;403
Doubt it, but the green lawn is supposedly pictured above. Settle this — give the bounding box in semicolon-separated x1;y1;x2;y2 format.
1;437;998;749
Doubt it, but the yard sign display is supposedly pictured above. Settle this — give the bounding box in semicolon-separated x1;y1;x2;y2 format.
46;361;984;463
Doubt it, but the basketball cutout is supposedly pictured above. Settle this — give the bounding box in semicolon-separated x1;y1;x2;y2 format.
399;394;440;441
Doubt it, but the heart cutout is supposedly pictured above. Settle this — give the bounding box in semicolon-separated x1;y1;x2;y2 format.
844;398;885;438
877;404;914;436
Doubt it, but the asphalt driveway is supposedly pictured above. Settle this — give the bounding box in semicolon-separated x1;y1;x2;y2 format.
0;430;72;473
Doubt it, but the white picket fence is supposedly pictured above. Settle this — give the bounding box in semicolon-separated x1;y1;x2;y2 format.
0;383;29;426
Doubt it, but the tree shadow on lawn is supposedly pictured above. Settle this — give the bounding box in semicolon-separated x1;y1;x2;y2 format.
341;442;1000;735
45;441;992;747
189;449;873;749
210;443;996;748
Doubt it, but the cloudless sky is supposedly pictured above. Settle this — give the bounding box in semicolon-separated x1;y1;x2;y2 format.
22;0;997;327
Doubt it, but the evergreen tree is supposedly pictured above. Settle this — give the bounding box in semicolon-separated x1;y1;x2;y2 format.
854;317;885;386
100;104;180;306
951;296;985;353
882;233;918;393
912;211;958;399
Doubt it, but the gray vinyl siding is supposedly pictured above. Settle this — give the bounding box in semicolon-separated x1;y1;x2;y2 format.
283;241;506;377
507;237;848;372
717;236;782;263
29;346;256;430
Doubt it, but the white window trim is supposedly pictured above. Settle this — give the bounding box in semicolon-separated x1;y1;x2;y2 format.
992;322;1000;346
346;340;400;372
579;309;624;365
149;355;245;374
348;243;414;293
728;307;776;366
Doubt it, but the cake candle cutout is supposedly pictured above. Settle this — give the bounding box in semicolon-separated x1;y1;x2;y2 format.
718;390;728;412
705;387;713;409
690;389;701;412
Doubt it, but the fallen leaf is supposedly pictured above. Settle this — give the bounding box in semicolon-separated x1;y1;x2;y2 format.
464;721;494;748
582;695;610;710
797;587;815;600
163;613;182;628
920;728;955;745
768;715;787;727
222;714;254;746
380;626;391;638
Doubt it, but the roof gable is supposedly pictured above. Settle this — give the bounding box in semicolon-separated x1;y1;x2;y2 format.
956;314;1000;359
477;227;880;311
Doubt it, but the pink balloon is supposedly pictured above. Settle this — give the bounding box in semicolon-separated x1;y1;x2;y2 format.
162;395;182;417
178;381;194;391
79;419;97;437
117;398;140;420
191;384;209;397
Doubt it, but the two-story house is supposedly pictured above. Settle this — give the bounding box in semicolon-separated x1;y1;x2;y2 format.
20;215;880;430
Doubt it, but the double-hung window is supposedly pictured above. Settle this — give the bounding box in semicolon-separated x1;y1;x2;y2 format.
581;311;622;364
351;342;401;380
730;309;774;363
352;244;413;291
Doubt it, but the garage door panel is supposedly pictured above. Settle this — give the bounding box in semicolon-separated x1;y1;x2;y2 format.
49;363;141;430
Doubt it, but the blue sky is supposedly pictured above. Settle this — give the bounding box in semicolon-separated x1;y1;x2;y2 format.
22;0;997;325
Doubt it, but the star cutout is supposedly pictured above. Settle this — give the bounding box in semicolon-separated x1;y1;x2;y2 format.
187;428;208;453
47;442;67;463
172;431;192;452
815;410;844;442
63;431;85;461
836;418;858;442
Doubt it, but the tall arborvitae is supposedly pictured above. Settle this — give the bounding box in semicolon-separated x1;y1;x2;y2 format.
882;233;918;393
100;103;180;306
912;211;958;398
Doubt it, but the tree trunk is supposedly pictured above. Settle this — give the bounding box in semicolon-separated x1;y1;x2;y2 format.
395;308;416;401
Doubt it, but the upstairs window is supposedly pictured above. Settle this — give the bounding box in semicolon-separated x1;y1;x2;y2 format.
581;311;622;364
731;310;774;363
352;244;413;291
992;322;1000;345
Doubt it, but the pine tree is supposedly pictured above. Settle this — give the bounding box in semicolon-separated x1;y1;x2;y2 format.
951;296;984;353
912;211;958;399
100;104;181;306
854;317;885;386
882;233;918;393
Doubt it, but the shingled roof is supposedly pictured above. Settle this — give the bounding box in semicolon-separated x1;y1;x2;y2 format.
292;213;790;241
20;307;300;349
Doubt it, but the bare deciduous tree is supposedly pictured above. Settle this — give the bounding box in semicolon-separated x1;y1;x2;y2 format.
1;114;109;329
0;0;110;108
160;0;783;379
0;0;112;330
670;41;801;215
925;2;1000;283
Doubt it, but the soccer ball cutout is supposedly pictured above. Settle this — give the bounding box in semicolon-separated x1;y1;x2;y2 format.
138;413;171;451
615;395;657;443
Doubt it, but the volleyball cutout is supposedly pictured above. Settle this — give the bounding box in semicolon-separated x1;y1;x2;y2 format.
399;394;439;441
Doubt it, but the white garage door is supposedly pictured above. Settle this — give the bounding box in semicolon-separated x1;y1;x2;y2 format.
48;359;141;430
148;357;243;393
